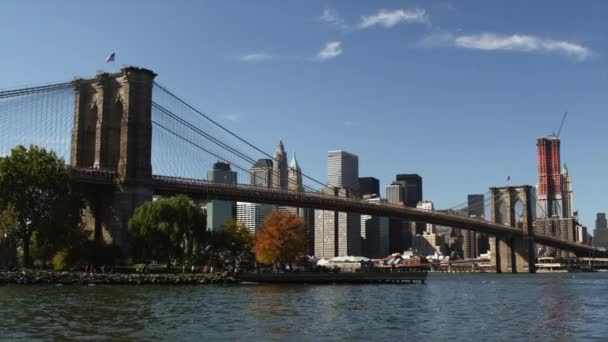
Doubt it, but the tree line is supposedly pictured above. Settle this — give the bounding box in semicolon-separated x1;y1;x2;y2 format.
0;145;307;271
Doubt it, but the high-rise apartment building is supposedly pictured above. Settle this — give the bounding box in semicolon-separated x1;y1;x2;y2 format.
236;202;273;234
207;162;237;231
327;150;359;191
359;177;380;196
361;196;390;258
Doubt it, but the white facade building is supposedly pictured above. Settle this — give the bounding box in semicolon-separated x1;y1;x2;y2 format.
236;202;273;234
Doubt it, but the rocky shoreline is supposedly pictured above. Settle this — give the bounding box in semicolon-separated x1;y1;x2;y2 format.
0;271;239;286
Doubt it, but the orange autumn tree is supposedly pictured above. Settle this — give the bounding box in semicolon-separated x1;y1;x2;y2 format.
253;211;306;266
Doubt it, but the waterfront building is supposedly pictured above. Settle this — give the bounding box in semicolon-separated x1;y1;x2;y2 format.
314;187;361;258
359;177;379;197
206;161;237;231
236;202;273;234
327;150;359;191
594;213;608;248
361;196;389;259
287;152;303;192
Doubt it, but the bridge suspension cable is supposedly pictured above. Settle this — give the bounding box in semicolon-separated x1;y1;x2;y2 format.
152;82;331;191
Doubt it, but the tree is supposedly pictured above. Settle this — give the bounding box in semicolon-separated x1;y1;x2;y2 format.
253;211;306;267
128;195;207;266
206;220;254;272
0;145;84;267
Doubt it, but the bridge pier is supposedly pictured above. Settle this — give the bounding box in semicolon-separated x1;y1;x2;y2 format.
72;67;156;253
489;185;536;273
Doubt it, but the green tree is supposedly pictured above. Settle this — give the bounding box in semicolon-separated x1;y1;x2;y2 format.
206;220;254;272
0;145;84;267
128;195;207;266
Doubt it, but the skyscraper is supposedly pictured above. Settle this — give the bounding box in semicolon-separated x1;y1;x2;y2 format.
536;137;563;218
361;196;389;259
272;141;288;189
594;212;608;248
287;152;303;192
314;187;361;258
386;182;405;205
359;177;379;196
207;162;237;231
327;150;359;191
467;194;485;256
250;158;273;187
467;194;485;218
395;174;423;207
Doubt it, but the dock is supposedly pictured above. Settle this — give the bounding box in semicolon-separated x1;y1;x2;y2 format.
239;272;427;284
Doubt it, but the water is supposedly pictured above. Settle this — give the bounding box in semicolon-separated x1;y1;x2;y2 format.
1;273;607;341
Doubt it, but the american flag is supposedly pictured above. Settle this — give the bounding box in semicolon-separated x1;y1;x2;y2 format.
105;52;115;63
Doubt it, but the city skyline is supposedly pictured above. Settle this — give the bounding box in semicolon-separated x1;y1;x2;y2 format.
1;1;606;228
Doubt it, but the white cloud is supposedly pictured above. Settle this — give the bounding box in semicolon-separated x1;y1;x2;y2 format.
343;121;355;127
320;8;348;31
358;9;428;29
239;53;273;62
316;41;343;61
222;114;240;122
453;33;593;60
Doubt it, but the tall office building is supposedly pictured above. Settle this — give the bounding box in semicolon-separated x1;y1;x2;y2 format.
250;158;273;187
395;174;423;207
386;182;405;205
467;194;485;256
272;141;288;189
207;162;237;231
594;212;608;248
386;182;410;253
236;202;273;234
314;187;361;258
359;177;380;196
361;196;390;258
327;150;359;191
467;194;485;218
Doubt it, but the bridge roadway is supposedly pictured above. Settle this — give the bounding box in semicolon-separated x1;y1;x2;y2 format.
73;169;595;256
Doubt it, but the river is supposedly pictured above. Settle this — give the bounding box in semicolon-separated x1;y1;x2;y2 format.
1;273;607;341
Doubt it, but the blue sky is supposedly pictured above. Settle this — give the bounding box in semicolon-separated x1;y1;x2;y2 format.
1;1;607;228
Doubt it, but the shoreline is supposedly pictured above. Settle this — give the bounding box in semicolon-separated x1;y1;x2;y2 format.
0;270;238;286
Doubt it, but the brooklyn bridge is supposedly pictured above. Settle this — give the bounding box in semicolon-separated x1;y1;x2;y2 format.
0;67;601;273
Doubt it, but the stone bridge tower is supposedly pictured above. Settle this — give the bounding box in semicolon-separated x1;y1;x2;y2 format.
71;67;156;251
489;185;536;273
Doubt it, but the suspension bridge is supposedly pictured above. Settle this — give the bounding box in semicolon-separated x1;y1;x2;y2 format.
0;67;600;273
